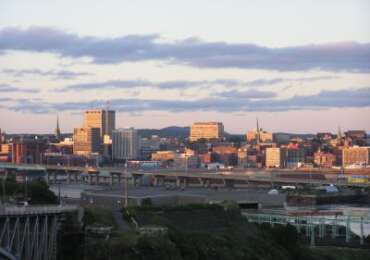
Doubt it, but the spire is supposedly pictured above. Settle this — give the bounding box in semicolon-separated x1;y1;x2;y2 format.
337;125;342;139
55;114;61;141
256;117;261;145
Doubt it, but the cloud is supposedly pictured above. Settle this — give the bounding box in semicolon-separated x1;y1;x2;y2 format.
0;83;39;93
156;80;206;89
58;75;338;92
0;97;12;102
1;27;369;72
60;79;152;91
217;89;277;99
8;86;370;114
244;78;285;87
2;68;93;80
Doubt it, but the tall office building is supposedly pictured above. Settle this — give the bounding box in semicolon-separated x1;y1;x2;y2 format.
190;122;224;142
342;146;370;167
73;127;101;155
84;109;116;138
112;128;140;160
265;147;286;168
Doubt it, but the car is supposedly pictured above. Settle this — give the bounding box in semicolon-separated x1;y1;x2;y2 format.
268;189;279;195
281;185;296;190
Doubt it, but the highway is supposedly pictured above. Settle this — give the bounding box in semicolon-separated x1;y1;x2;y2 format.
0;162;369;188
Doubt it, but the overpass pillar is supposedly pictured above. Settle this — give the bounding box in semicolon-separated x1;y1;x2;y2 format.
345;216;351;243
360;217;364;245
161;176;166;186
310;224;315;247
183;178;188;188
134;175;142;187
153;176;158;186
225;179;234;189
198;178;204;186
331;216;338;239
45;171;49;185
66;172;71;184
110;174;114;186
176;177;181;187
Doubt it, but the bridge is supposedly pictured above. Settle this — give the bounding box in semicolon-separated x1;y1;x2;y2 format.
242;210;370;247
0;162;368;188
0;205;78;260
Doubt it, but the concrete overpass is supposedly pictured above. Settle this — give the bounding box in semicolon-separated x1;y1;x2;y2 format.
131;171;369;188
0;162;368;188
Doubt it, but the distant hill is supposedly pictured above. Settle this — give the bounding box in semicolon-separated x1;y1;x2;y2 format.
274;132;316;139
138;126;190;138
138;126;244;140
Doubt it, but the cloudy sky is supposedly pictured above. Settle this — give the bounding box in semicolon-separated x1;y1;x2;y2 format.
0;0;369;134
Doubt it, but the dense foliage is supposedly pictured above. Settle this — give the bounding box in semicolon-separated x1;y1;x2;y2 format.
75;204;370;260
0;176;57;204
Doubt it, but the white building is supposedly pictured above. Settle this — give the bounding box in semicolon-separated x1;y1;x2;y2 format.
112;128;140;160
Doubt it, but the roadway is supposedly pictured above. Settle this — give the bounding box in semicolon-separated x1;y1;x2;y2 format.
0;162;369;188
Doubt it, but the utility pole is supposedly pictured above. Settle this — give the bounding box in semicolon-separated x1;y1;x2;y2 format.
58;181;61;205
24;175;28;202
185;154;188;175
1;170;7;205
124;157;128;208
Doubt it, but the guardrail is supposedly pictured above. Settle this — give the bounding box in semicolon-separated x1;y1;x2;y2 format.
0;205;78;216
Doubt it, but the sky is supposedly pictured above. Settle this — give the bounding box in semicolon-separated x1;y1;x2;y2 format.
0;0;369;134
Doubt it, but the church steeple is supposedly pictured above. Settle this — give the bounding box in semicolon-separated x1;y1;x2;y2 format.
55;115;61;141
337;125;342;140
256;117;261;145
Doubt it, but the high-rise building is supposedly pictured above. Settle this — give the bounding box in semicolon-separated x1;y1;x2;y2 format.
342;146;370;167
84;109;116;139
190;122;224;142
265;147;286;168
73;127;101;155
283;143;306;168
112;128;140;160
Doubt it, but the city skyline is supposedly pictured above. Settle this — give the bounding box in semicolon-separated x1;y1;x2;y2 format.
1;0;370;134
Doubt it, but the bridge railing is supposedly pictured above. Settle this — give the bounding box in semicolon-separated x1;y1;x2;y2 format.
0;205;78;216
242;211;370;246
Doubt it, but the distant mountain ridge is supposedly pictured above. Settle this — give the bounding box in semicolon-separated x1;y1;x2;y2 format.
138;126;190;138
